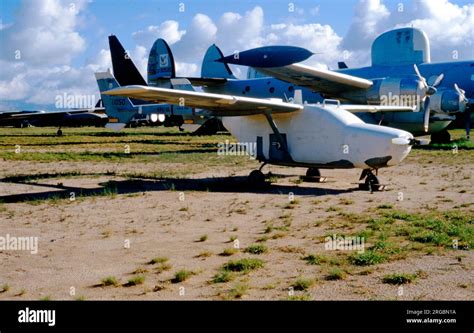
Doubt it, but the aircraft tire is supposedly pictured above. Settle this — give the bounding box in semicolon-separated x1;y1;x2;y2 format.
365;173;380;192
306;168;321;182
430;130;451;144
248;170;265;187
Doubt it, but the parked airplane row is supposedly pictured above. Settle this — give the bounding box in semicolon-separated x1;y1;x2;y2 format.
2;27;472;190
102;27;473;143
2;28;472;142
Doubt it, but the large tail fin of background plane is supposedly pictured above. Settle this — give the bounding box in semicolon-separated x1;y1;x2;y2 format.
108;35;147;87
147;38;176;88
95;71;137;131
201;44;236;79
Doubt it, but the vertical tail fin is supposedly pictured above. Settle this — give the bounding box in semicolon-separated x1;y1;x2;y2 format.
148;38;176;88
201;44;236;79
108;35;147;87
95;71;137;130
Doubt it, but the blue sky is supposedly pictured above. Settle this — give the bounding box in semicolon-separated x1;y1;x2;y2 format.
1;0;473;110
1;0;360;66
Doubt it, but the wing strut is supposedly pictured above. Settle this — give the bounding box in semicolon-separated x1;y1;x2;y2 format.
263;110;293;162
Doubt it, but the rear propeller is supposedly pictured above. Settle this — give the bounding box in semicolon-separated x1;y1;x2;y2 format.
454;83;471;139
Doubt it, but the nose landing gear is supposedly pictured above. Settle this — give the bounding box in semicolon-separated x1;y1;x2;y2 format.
248;162;267;187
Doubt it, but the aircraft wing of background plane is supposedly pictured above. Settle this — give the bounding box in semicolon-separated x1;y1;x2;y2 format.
7;108;105;120
250;64;373;96
216;47;374;97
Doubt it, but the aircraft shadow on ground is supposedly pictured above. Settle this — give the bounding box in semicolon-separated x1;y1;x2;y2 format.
0;174;355;203
1;140;218;147
0;131;231;138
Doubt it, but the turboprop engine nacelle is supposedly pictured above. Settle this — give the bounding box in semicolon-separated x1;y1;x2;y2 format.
348;77;426;109
430;88;467;114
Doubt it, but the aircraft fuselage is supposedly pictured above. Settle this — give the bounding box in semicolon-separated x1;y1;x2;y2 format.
223;104;413;170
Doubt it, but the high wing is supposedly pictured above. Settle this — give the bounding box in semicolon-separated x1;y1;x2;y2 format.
104;85;303;116
104;85;416;116
254;64;373;97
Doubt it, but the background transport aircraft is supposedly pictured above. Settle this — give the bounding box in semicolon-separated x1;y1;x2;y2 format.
193;28;473;142
0;105;108;135
107;35;224;134
102;71;424;191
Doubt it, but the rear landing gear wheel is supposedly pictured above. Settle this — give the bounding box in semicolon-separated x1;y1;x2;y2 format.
248;170;265;187
365;173;381;192
57;129;63;136
306;167;321;182
359;170;381;192
430;129;450;144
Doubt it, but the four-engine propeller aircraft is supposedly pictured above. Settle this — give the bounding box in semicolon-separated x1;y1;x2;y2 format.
194;28;473;142
102;71;423;191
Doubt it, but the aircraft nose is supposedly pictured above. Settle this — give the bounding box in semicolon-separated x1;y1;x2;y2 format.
387;131;414;166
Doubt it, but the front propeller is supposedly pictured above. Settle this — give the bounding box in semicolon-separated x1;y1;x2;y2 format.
413;64;443;96
413;65;444;133
423;97;431;133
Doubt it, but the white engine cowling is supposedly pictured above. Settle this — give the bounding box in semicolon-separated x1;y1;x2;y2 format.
430;89;467;114
374;77;425;109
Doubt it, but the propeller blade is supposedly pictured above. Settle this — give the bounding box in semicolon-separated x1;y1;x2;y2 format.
413;64;422;80
423;97;431;133
454;83;460;94
466;106;471;140
413;64;439;97
432;73;444;87
454;83;466;97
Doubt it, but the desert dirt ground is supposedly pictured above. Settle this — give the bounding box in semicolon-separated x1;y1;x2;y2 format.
0;127;473;300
